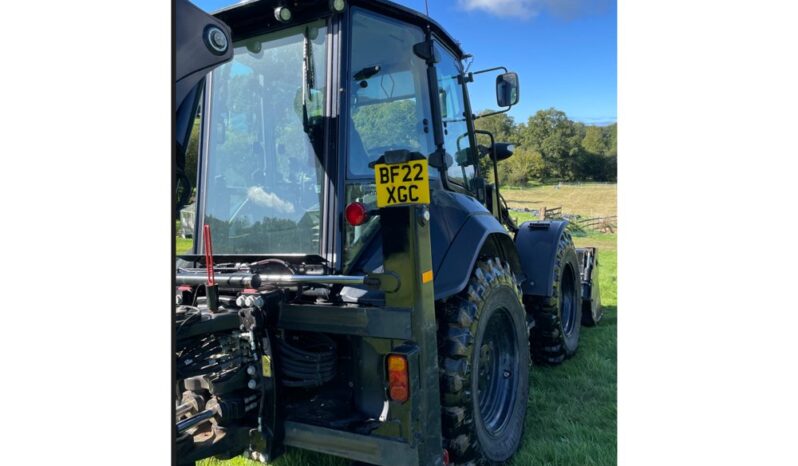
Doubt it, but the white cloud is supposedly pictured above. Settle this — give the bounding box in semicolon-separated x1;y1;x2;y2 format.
247;187;295;214
458;0;540;19
457;0;610;21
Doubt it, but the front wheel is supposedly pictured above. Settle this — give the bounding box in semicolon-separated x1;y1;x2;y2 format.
438;257;530;464
528;230;582;365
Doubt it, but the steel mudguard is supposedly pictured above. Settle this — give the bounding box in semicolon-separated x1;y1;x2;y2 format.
513;220;570;297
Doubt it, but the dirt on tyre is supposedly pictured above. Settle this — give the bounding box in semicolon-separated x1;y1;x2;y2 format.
438;257;530;465
527;230;582;365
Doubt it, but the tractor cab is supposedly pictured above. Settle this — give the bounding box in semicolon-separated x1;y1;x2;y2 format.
182;0;519;277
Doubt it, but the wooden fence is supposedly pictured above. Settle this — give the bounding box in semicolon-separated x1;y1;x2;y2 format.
576;215;617;233
509;205;617;233
541;206;562;220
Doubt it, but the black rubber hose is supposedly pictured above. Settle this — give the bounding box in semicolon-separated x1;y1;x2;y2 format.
276;333;337;388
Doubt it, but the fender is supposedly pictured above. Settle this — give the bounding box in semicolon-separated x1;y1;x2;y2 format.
433;211;522;300
343;191;523;303
514;220;570;297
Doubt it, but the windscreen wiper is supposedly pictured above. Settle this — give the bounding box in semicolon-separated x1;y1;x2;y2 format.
302;26;315;135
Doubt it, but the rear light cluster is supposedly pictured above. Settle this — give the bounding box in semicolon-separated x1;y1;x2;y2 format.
345;202;369;226
386;354;409;403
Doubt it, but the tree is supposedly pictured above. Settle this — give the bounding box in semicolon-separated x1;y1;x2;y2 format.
473;110;515;142
497;147;545;186
473;111;516;174
603;123;617;156
519;108;583;180
575;124;616;181
581;126;607;156
352;99;419;152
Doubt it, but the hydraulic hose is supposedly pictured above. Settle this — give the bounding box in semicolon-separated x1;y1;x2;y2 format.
276;333;337;388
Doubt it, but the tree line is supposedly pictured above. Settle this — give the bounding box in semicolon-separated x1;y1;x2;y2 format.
474;107;617;185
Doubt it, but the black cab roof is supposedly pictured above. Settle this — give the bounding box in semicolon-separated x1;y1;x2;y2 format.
213;0;464;58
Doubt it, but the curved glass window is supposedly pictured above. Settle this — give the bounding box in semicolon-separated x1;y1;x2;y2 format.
201;22;328;254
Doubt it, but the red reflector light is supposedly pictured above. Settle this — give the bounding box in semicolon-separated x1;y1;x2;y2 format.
442;448;450;465
387;354;409;403
345;202;369;226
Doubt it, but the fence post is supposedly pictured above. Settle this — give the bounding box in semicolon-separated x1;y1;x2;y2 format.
541;206;546;220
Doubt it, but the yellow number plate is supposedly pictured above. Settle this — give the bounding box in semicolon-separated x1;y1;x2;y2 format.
374;159;430;208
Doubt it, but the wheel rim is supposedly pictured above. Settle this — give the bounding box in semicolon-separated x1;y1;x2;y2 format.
476;308;519;436
560;265;577;335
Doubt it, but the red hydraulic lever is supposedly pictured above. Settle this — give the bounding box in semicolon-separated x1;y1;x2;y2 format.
203;224;219;311
203;224;216;286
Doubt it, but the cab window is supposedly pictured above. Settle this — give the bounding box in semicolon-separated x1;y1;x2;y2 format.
347;8;435;178
435;42;476;190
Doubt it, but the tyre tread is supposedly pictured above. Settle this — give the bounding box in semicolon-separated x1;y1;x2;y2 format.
437;257;526;465
528;231;582;365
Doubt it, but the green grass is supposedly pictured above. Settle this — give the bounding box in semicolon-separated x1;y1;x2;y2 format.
186;184;617;466
513;248;616;466
176;237;193;255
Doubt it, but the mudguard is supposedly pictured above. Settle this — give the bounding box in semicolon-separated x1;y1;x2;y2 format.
514;220;570;297
433;211;522;300
344;190;523;302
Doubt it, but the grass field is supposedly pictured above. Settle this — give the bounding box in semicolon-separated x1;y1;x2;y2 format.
177;237;193;255
183;184;617;466
502;183;617;219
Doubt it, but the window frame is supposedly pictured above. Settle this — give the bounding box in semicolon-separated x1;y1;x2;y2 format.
432;36;482;194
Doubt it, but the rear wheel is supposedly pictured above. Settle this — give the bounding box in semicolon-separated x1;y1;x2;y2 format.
438;258;530;464
528;231;582;365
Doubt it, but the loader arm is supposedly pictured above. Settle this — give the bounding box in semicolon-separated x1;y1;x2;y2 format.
175;0;233;210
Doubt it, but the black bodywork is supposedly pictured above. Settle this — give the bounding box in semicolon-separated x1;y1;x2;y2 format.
175;0;232;209
514;219;571;297
174;1;599;465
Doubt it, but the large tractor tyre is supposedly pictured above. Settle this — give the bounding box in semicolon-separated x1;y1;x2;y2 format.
581;285;603;327
438;257;530;465
528;231;582;365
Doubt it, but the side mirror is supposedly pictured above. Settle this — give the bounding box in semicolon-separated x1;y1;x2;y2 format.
493;143;515;161
496;72;519;108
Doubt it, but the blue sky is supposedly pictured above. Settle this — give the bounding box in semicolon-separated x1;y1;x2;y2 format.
192;0;616;125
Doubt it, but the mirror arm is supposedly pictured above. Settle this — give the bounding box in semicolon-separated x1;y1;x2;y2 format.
466;66;513;120
473;106;512;120
471;66;508;76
